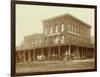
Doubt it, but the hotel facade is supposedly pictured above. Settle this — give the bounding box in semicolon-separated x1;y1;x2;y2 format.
16;14;94;63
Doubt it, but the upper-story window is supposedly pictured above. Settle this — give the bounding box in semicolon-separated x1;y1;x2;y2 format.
61;23;64;32
44;28;47;34
25;41;28;47
77;27;80;33
68;24;71;30
49;37;53;44
81;29;83;35
87;28;90;36
27;41;31;47
55;25;58;33
74;25;76;32
79;28;82;34
39;39;42;44
31;40;34;45
50;26;53;34
44;38;47;45
72;25;74;32
70;34;72;42
35;39;38;46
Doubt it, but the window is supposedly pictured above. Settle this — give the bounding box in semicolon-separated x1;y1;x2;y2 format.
45;38;47;45
44;28;47;34
77;27;79;33
31;40;34;45
25;42;28;47
28;41;31;47
72;25;74;32
69;34;71;43
61;24;64;32
39;39;42;44
55;36;59;44
50;26;52;34
68;24;71;30
75;26;76;32
87;29;89;36
61;35;64;43
49;37;53;44
70;35;73;42
35;39;37;46
79;28;82;34
82;29;84;35
55;25;58;33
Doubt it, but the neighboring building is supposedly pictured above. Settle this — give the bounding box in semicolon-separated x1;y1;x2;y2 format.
91;35;95;45
23;33;45;48
16;14;94;63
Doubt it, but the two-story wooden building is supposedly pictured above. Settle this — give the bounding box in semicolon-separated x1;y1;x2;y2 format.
16;14;94;63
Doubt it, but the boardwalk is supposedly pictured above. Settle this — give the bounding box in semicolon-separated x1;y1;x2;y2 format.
16;59;95;73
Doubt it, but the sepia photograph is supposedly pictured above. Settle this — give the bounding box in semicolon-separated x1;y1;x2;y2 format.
11;1;97;76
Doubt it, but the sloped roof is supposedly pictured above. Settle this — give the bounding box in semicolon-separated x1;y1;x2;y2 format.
42;13;91;28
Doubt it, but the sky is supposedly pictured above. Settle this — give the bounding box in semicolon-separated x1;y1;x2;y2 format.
16;4;95;46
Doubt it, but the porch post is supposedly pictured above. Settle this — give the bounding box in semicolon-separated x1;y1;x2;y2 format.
48;47;50;60
58;46;61;58
23;50;26;62
68;45;71;55
19;51;21;63
76;46;79;59
83;48;86;59
28;50;31;62
33;49;35;61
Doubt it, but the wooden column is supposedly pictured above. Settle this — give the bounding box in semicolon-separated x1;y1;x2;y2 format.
79;47;81;59
83;48;86;59
21;51;23;63
76;46;79;59
33;49;35;61
28;50;31;62
19;51;21;63
58;46;61;58
24;51;26;62
80;47;82;59
85;48;87;59
16;52;18;64
82;48;84;59
81;47;83;59
23;51;25;62
68;45;71;55
22;51;24;62
92;48;94;58
84;48;86;59
48;47;50;60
